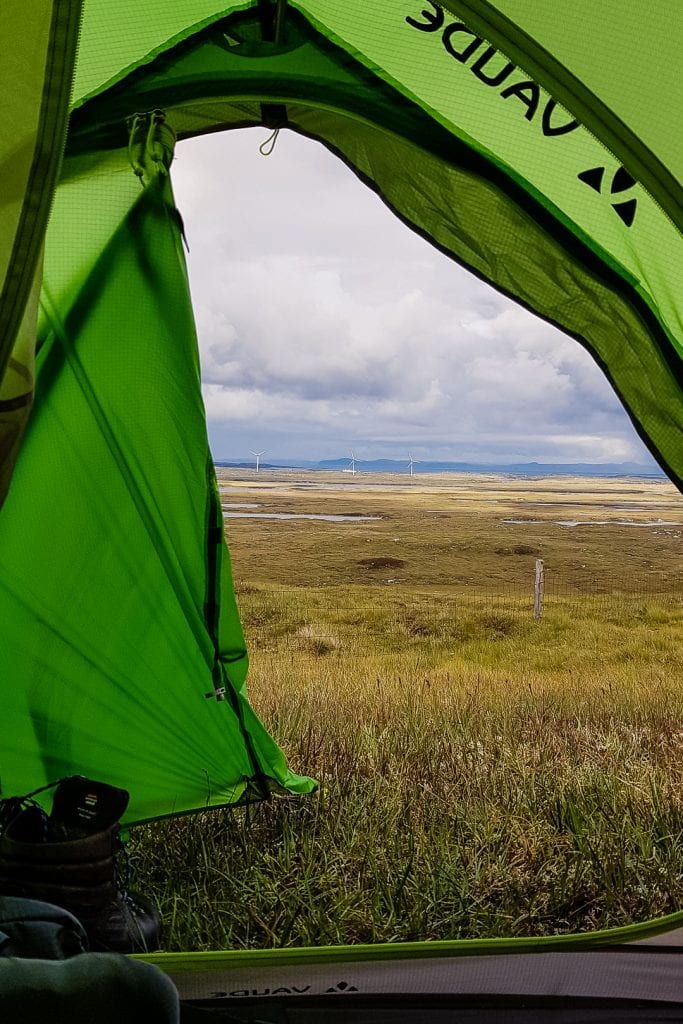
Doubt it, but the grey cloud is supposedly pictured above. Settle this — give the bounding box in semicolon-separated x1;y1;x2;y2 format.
172;129;657;465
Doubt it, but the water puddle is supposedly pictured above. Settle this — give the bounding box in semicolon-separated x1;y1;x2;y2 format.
522;501;653;511
502;518;682;528
220;482;415;492
223;512;382;522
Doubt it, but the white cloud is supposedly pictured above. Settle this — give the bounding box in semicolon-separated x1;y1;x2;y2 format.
171;128;656;466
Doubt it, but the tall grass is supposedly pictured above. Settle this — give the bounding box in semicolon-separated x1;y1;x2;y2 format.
131;588;683;951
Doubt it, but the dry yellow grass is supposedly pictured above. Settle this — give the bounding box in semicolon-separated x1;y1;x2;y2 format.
132;472;683;950
218;469;682;594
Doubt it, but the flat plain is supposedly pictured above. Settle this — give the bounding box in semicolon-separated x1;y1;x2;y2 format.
218;469;682;592
133;471;683;950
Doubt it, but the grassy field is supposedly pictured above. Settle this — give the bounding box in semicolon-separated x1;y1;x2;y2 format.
131;472;683;950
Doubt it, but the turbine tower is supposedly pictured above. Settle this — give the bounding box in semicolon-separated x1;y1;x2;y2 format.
250;449;266;473
349;451;357;476
407;452;420;478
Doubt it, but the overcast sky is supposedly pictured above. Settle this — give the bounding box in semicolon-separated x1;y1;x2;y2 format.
171;128;657;467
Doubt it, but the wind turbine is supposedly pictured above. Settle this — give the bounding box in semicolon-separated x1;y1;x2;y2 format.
407;452;420;478
250;449;266;473
349;451;357;476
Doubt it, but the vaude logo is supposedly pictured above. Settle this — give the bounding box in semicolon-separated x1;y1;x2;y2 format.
325;981;359;993
210;980;359;998
406;3;579;137
577;165;637;226
211;985;312;998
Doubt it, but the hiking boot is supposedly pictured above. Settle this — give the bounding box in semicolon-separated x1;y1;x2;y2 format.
0;777;160;953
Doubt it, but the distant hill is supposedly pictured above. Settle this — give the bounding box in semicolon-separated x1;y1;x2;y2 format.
317;458;665;478
215;458;665;478
214;461;283;471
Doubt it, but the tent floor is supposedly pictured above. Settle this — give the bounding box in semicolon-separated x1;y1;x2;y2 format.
180;994;683;1023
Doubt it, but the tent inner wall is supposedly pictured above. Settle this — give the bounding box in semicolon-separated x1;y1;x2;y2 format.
66;7;683;486
0;120;314;824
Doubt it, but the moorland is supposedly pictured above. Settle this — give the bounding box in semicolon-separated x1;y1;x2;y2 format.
133;471;683;950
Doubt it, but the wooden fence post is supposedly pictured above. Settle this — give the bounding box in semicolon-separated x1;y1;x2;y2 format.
534;559;544;619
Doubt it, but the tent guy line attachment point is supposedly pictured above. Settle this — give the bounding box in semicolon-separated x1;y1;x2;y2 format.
259;128;280;156
126;110;176;186
204;687;226;702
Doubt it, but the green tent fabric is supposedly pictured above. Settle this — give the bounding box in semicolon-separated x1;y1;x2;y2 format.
0;0;82;507
436;0;683;234
61;1;683;487
1;0;682;826
0;111;313;823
